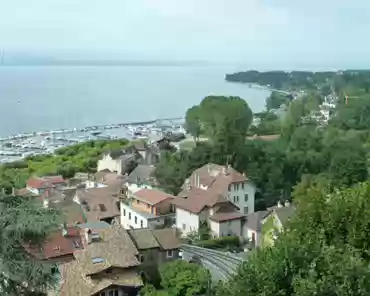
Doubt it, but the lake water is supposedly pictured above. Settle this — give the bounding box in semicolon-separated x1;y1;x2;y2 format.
0;65;269;136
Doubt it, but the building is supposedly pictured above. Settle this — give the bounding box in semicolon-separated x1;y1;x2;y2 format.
127;228;181;270
261;201;295;247
25;226;84;264
25;176;67;195
243;210;271;248
97;149;138;175
126;164;156;191
179;163;256;215
59;226;143;296
173;187;246;238
74;187;121;224
120;188;175;230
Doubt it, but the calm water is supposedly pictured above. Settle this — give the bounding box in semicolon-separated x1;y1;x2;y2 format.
0;66;269;136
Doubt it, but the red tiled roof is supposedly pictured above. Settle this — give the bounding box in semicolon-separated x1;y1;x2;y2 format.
209;212;246;222
134;188;174;205
27;178;54;189
26;227;83;260
27;176;66;189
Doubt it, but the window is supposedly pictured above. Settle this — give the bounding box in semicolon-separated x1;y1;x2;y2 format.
244;194;248;202
72;240;80;249
139;254;145;262
228;184;231;191
114;291;118;296
244;207;249;214
123;209;126;216
182;223;186;231
137;200;140;204
92;257;104;264
129;212;131;220
109;291;114;296
242;183;244;190
99;204;107;212
100;292;106;296
236;196;239;202
147;204;150;208
166;250;174;258
140;220;144;228
135;216;138;224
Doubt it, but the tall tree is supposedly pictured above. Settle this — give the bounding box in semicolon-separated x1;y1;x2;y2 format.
185;106;201;141
0;194;60;295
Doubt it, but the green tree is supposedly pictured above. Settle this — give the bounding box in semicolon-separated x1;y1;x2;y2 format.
0;194;61;295
159;260;211;296
185;106;201;141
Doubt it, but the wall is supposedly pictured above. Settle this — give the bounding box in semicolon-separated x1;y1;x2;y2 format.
243;227;261;248
120;202;166;230
209;219;242;237
97;155;123;174
228;181;256;215
175;208;200;236
127;183;152;195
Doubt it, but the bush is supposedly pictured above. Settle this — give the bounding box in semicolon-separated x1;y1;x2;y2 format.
196;236;240;249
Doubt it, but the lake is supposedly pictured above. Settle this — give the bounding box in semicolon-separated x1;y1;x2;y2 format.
0;65;269;136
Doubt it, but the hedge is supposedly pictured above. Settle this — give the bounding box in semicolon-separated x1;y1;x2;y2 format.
196;236;240;249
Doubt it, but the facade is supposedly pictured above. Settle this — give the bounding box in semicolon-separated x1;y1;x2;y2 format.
173;187;245;238
179;163;256;215
243;210;271;248
261;202;295;247
121;188;175;230
97;152;136;175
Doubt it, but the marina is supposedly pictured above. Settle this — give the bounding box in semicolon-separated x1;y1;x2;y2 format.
0;117;185;164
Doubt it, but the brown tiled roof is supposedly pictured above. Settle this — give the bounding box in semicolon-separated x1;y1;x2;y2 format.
172;187;232;214
245;210;271;232
209;212;246;222
27;176;66;189
76;188;120;222
26;227;83;260
134;188;174;205
74;226;140;275
128;229;160;250
152;228;181;250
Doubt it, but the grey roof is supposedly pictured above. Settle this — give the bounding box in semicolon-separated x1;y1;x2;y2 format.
127;165;156;184
77;221;111;230
128;229;160;250
274;206;296;224
245;210;271;232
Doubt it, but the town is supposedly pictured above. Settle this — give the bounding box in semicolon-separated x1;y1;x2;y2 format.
3;69;370;296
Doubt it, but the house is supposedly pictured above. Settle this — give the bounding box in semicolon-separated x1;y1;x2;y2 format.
179;163;256;215
97;149;138;175
26;176;67;195
243;210;271;248
74;187;121;224
86;172;126;190
59;226;143;296
25;226;84;264
120;188;175;230
261;201;295;247
173;187;246;238
132;141;160;166
125;165;156;195
127;228;181;268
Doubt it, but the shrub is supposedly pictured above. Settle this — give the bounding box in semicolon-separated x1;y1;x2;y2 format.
196;236;240;249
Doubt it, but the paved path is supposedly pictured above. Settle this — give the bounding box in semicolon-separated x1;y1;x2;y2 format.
180;244;247;282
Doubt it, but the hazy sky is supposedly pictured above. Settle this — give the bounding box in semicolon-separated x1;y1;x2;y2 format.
0;0;369;68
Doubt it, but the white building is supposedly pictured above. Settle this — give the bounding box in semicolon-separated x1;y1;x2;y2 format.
179;163;256;215
120;188;175;230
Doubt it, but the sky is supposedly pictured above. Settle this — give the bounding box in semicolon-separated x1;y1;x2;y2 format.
0;0;369;68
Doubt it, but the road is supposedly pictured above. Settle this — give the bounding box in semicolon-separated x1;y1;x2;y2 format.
180;244;247;282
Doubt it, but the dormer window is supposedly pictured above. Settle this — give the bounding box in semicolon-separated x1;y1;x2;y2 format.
92;257;104;264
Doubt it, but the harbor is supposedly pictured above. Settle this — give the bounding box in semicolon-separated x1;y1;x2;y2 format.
0;117;185;163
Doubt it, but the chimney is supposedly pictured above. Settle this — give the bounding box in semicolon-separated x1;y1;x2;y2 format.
43;199;49;208
207;164;211;173
277;201;283;208
284;200;291;207
84;228;92;245
197;173;200;188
